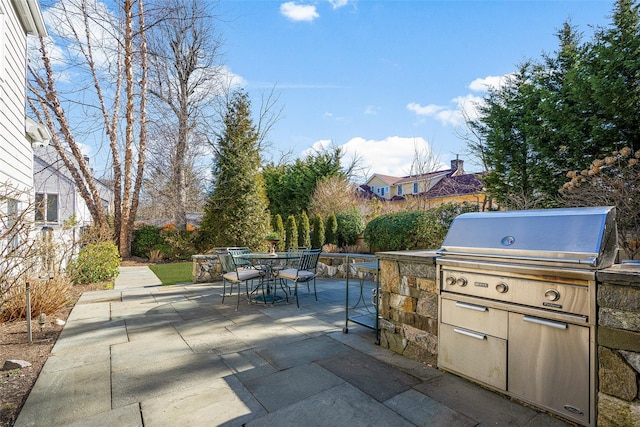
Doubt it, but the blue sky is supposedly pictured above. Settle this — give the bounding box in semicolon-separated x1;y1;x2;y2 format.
218;0;615;178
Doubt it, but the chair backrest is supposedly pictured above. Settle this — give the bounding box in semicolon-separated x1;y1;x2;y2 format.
215;249;237;275
298;249;321;272
227;247;251;266
286;247;304;268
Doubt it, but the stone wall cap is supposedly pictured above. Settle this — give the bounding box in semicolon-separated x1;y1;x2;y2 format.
376;250;438;263
597;263;640;287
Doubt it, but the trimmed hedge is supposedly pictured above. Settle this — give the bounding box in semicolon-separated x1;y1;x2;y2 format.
364;202;479;252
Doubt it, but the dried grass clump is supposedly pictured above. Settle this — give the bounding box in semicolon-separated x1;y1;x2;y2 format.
0;274;72;322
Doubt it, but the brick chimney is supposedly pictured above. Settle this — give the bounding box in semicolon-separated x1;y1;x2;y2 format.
450;157;465;176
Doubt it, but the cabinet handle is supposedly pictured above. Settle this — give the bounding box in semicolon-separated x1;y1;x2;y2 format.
453;327;486;340
455;301;488;312
523;315;567;330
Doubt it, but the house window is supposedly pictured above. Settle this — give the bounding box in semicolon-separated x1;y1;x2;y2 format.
413;182;419;194
7;199;19;249
35;193;58;223
397;186;403;196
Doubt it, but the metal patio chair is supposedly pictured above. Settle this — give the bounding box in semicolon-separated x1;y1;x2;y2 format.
276;248;321;308
215;249;265;310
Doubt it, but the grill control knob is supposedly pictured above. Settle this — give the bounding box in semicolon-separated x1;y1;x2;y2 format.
455;277;468;287
445;276;456;286
496;282;509;293
545;289;561;301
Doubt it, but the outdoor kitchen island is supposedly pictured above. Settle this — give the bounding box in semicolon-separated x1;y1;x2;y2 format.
375;208;640;427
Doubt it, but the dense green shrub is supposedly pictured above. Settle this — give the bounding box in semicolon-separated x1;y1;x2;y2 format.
364;203;479;252
132;225;195;261
311;214;325;249
131;225;168;258
68;241;121;284
335;209;365;246
325;213;338;245
162;230;196;260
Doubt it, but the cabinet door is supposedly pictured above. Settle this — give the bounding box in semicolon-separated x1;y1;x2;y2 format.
438;323;507;390
508;313;590;425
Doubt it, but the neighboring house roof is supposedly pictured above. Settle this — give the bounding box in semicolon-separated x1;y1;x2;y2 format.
34;145;115;209
359;159;485;202
424;173;485;198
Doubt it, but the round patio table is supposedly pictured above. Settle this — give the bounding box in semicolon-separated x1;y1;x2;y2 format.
232;252;302;304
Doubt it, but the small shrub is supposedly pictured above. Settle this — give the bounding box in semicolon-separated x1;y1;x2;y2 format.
335;209;365;247
68;241;120;284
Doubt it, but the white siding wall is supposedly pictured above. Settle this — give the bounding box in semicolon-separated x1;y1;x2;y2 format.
0;0;32;193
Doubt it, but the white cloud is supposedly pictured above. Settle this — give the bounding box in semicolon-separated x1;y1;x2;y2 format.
407;73;512;127
364;105;380;115
328;0;349;9
280;2;320;22
304;136;447;179
407;102;444;116
468;74;511;92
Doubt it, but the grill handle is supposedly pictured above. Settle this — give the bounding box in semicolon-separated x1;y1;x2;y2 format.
523;315;568;330
453;327;486;340
455;301;488;312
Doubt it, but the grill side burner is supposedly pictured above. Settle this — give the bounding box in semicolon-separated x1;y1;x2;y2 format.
436;206;617;427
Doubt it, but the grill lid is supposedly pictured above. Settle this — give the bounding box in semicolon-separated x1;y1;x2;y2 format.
438;206;618;269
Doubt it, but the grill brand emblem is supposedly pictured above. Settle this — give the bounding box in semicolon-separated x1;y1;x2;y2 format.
501;236;516;246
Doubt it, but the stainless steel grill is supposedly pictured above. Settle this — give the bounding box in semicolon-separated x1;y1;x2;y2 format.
436;206;617;427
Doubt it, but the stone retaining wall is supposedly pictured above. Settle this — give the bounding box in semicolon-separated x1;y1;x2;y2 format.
595;264;640;427
192;252;376;284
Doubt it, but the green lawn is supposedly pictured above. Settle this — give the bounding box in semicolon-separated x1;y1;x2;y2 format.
148;262;193;286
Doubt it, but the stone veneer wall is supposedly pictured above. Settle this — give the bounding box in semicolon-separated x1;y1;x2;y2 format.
376;251;640;427
376;250;439;366
595;264;640;427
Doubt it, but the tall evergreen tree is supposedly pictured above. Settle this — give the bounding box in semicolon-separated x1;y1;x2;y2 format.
198;90;270;249
535;22;593;199
262;148;344;218
473;63;550;209
583;0;640;154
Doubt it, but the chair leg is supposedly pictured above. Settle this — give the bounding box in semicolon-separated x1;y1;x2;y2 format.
222;278;228;303
313;277;317;301
236;281;241;311
294;281;300;309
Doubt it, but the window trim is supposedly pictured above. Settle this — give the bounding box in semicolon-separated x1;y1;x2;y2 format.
35;193;59;224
